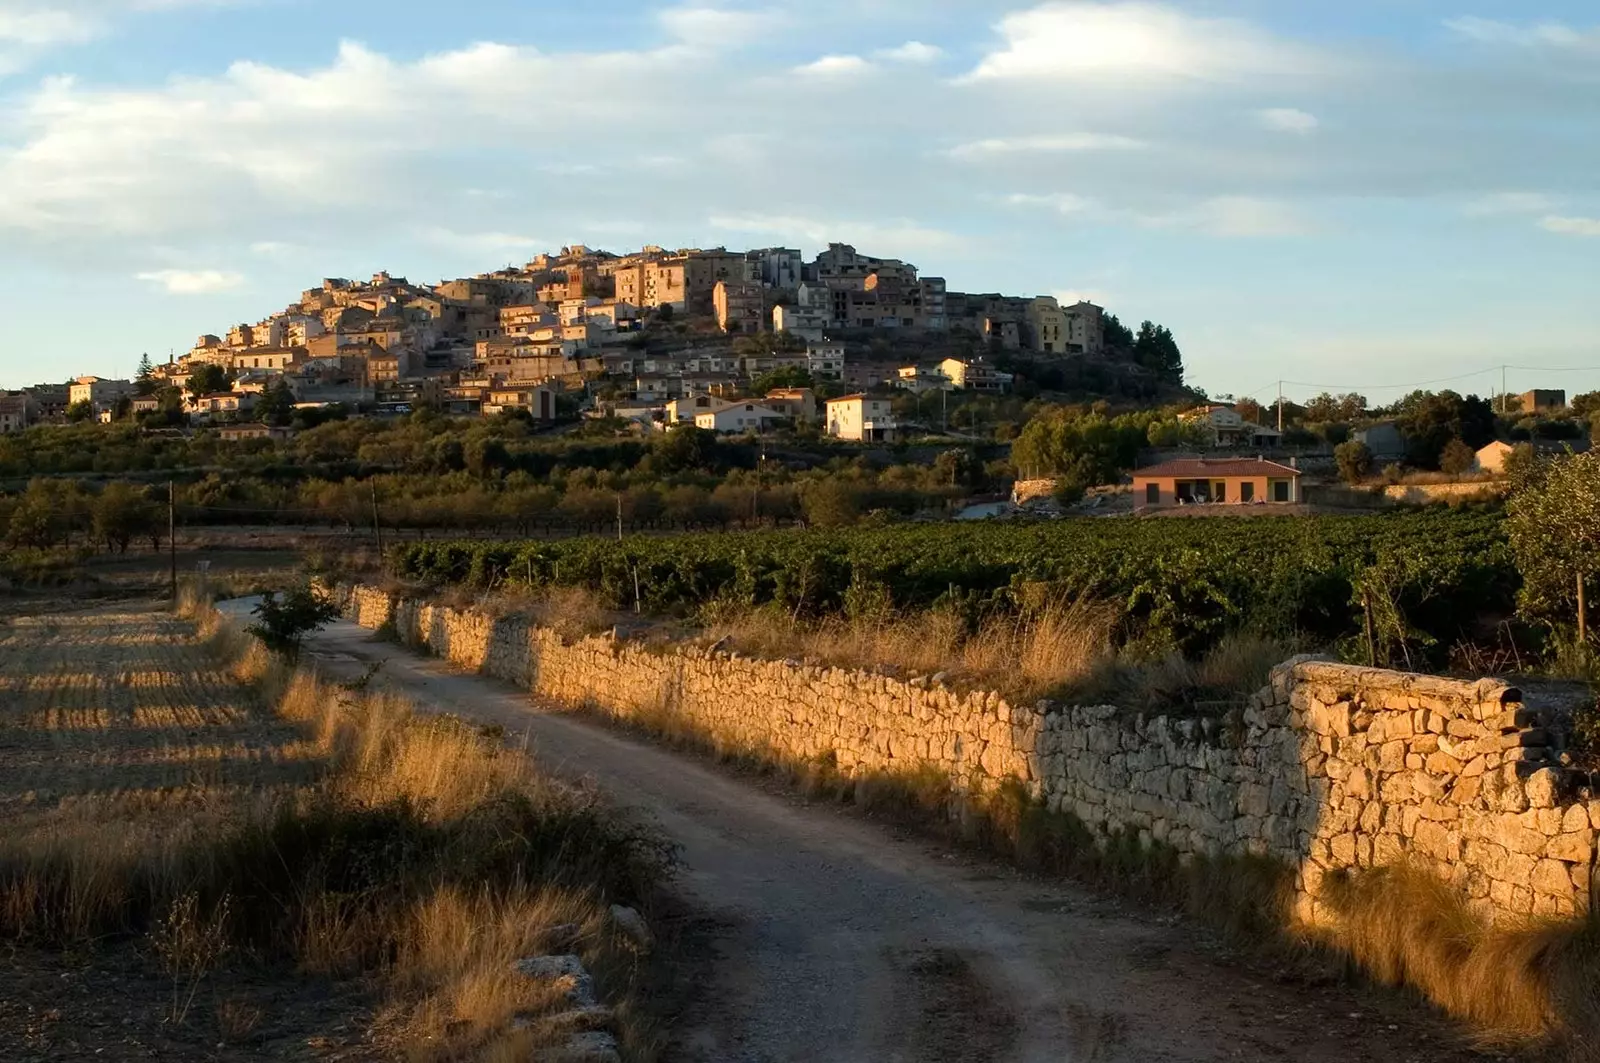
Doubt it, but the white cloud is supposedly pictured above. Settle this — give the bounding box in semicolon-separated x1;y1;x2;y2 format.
793;54;873;77
1148;196;1313;237
420;228;546;256
1540;215;1600;238
658;5;785;48
248;240;295;257
1464;192;1558;216
875;41;942;64
1444;17;1600;50
963;2;1322;84
135;268;244;294
709;213;961;254
1006;192;1100;216
0;9;97;46
1257;108;1318;134
949;133;1146;159
1008;191;1308;236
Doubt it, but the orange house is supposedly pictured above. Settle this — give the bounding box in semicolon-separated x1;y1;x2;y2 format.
1132;457;1301;510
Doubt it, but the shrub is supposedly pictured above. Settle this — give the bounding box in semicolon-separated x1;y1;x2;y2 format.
248;586;340;661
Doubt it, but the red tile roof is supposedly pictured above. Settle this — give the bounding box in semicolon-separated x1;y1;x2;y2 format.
1133;457;1301;479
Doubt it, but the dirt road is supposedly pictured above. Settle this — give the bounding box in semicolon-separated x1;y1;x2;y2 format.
269;611;1491;1063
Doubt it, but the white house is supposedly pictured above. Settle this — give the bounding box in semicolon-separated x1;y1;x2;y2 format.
1180;405;1283;448
938;358;1012;392
694;400;786;434
825;394;898;443
665;392;720;424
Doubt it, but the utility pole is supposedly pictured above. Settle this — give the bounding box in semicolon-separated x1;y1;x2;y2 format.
1277;381;1284;434
1501;364;1508;415
616;493;624;542
370;482;384;555
167;480;177;602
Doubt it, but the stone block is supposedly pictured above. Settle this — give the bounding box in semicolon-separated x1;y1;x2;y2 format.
1525;768;1561;810
1532;859;1576;897
1548;831;1594;865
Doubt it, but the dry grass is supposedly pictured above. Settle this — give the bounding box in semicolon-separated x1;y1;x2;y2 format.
0;600;669;1061
1321;865;1600;1054
441;583;616;642
704;597;1116;703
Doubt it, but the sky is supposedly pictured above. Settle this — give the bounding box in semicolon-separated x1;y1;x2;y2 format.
1;0;1597;404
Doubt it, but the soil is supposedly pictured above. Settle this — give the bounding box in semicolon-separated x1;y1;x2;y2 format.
266;609;1518;1063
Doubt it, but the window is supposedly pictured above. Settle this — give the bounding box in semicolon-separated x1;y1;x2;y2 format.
1145;483;1160;505
1273;480;1291;503
1214;481;1226;503
1241;482;1254;502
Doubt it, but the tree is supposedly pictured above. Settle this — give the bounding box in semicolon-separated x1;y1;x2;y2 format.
1506;449;1600;643
1102;313;1135;351
92;482;156;554
247;586;340;661
751;366;813;395
1439;437;1476;476
648;425;717;475
801;479;862;528
256;378;296;426
1132;321;1183;384
66;400;94;423
1570;391;1600;421
1334;441;1374;484
135;354;160;396
1235;398;1264;426
1396;391;1495;468
186;363;233;398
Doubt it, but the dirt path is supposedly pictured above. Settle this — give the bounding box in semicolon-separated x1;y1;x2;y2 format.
273;612;1496;1063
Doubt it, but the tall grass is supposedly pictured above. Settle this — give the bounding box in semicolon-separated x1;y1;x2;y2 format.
0;601;670;1059
704;597;1116;703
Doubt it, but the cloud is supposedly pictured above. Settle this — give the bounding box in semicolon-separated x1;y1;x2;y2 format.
793;54;873;77
0;9;97;47
1007;191;1308;236
948;133;1146;159
135;268;244;293
876;41;942;64
420;228;546;256
658;5;785;49
708;213;961;254
1257;108;1318;134
248;240;296;257
1444;17;1600;50
1006;192;1100;216
1148;196;1313;237
1540;215;1600;238
1464;192;1558;216
963;2;1323;84
0;1;248;71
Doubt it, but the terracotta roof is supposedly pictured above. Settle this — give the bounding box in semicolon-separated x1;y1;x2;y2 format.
1133;457;1301;478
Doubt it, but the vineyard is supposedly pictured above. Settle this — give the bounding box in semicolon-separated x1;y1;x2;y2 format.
391;510;1517;661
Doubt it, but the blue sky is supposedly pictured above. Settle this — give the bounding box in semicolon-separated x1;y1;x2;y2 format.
1;0;1597;404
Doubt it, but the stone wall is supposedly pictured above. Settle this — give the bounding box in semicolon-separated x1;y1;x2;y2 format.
334;584;1597;925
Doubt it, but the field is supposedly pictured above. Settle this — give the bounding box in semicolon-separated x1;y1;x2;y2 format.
393;509;1515;664
0;603;667;1061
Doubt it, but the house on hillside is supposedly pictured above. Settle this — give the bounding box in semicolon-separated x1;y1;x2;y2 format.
1179;405;1282;448
1132;457;1302;509
1475;440;1516;474
825;394;898;442
694;400;785;434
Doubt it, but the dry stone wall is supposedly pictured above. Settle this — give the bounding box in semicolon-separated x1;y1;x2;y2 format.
335;584;1597;925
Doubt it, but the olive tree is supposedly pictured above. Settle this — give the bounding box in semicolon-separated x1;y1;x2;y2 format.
1506;449;1600;644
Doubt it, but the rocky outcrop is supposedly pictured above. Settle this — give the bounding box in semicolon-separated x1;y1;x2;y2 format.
333;583;1596;925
